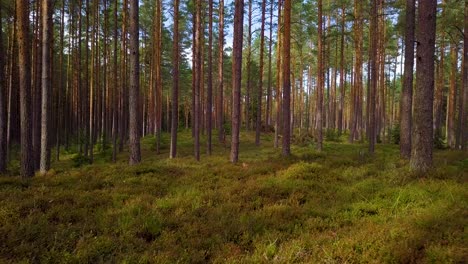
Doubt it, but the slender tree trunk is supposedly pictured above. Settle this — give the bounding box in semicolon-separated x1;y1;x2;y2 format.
282;0;291;156
194;0;202;161
447;43;457;148
170;0;180;159
112;0;119;162
217;0;224;143
40;0;52;174
256;0;266;146
245;1;252;131
206;0;213;154
230;0;244;163
460;2;468;151
154;0;162;153
316;0;323;151
17;0;34;177
128;0;141;164
369;0;378;153
410;0;437;172
0;4;7;173
266;0;274;127
434;1;445;140
274;0;282;149
338;4;345;135
400;0;415;159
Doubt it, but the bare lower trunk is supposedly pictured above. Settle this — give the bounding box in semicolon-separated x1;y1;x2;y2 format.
410;0;437;172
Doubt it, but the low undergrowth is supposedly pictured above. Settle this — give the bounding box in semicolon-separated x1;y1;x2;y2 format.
0;131;466;263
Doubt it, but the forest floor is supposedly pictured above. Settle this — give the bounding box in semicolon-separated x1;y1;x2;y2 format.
0;131;467;263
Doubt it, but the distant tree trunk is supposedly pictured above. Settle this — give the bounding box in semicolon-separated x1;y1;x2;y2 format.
316;0;323;151
56;0;65;162
17;0;34;177
350;0;362;143
153;0;162;153
230;0;244;163
369;0;378;153
256;0;266;146
0;4;6;173
447;43;457;148
400;0;415;159
128;0;141;164
119;0;128;152
274;0;282;149
434;1;445;140
112;0;119;162
40;0;52;174
170;0;180;159
245;1;252;131
217;0;224;143
282;0;291;156
206;0;213;154
194;0;202;161
338;4;345;135
460;2;468;151
266;0;274;127
410;0;437;172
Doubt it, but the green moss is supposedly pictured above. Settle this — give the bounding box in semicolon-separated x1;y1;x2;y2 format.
0;131;466;263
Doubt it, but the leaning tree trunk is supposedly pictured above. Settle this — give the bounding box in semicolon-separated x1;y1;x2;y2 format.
128;0;141;164
400;0;415;159
17;0;34;177
230;0;244;163
410;0;437;172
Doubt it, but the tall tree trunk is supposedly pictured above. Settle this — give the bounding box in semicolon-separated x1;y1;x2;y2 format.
460;2;468;151
256;0;266;146
369;0;378;153
350;0;362;143
217;0;224;143
17;0;34;177
194;0;202;161
245;1;252;131
0;4;7;173
40;0;52;174
410;0;437;172
112;0;119;162
170;0;180;159
266;0;274;127
447;43;457;148
206;0;213;154
154;0;162;153
400;0;415;159
230;0;244;163
338;4;345;135
282;0;291;156
128;0;141;164
274;0;282;149
434;1;446;140
316;0;323;151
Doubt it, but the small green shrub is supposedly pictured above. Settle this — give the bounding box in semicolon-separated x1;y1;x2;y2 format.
390;125;400;145
71;154;92;168
325;129;341;142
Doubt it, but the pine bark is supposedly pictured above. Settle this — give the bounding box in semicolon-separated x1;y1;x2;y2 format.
217;0;224;143
461;2;468;151
316;0;323;151
369;0;378;153
410;0;437;172
207;0;213;154
0;4;7;173
194;0;202;161
256;0;266;146
230;0;244;163
282;0;291;156
338;4;345;135
40;0;52;174
400;0;415;159
17;0;34;177
170;0;180;159
128;0;141;164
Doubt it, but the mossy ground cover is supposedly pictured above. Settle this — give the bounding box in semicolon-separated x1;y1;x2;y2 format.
0;131;467;263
